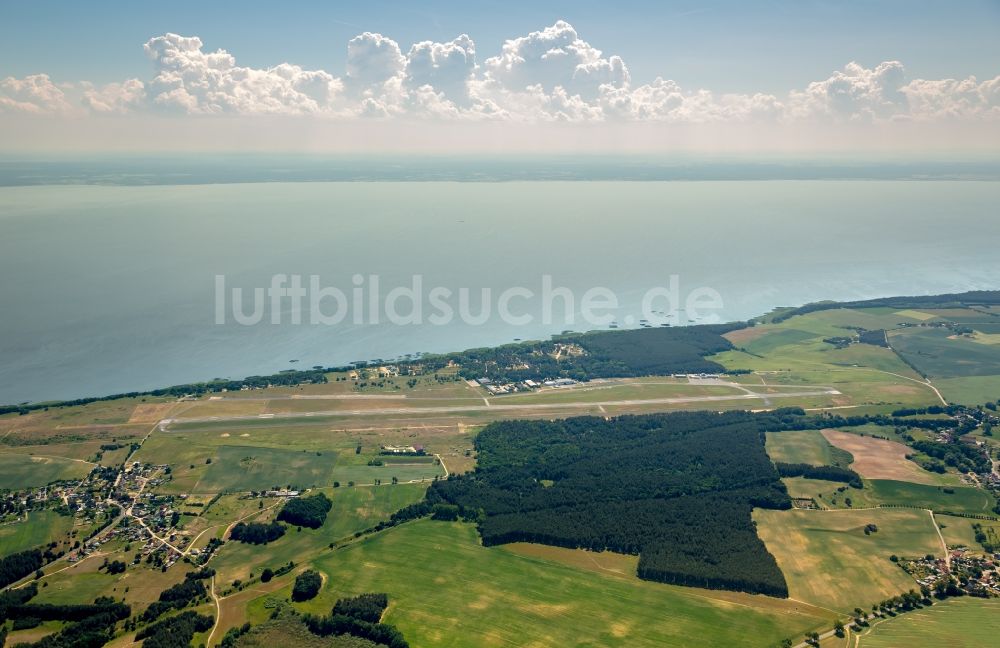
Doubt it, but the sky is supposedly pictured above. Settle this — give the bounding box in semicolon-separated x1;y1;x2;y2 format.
1;0;998;154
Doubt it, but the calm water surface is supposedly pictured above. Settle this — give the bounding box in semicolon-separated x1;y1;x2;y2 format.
1;181;998;403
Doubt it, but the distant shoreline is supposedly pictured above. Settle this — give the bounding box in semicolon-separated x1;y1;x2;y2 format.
2;157;1000;186
4;288;997;413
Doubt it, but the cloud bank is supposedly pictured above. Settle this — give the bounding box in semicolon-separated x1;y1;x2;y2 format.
1;20;998;131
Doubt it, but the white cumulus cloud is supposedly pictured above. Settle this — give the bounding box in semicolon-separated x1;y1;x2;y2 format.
0;21;997;128
142;33;343;115
483;20;629;100
0;74;74;114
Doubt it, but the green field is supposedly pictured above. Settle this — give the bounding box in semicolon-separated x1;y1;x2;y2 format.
858;597;1000;647
781;477;854;504
212;483;428;585
754;508;942;613
0;510;74;556
195;445;339;492
254;520;834;648
766;430;850;466
935;514;1000;552
867;480;995;515
890;327;1000;378
329;462;442;485
0;453;92;488
934;375;1000;405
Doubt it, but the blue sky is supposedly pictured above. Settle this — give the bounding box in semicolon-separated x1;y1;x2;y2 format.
0;1;998;153
2;0;998;92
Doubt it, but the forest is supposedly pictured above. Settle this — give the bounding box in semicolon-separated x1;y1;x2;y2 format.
229;521;286;545
429;323;740;383
0;548;42;588
277;493;332;529
428;410;801;596
305;593;407;648
136;611;214;648
140;569;211;623
911;439;992;474
4;594;131;648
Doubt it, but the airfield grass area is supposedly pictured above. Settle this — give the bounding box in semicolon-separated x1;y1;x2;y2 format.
256;520;834;648
857;597;1000;647
754;508;943;613
134;423;452;495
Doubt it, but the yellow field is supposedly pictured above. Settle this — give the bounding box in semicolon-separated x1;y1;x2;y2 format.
754;508;942;613
822;429;940;485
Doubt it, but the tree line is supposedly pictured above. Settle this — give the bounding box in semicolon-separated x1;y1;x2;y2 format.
775;462;863;488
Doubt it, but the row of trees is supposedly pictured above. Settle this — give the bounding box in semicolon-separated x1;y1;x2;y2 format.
775;462;863;488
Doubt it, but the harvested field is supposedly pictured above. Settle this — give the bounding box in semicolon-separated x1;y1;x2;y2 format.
821;429;937;484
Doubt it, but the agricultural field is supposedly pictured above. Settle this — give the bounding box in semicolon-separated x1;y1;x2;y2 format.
197;445;339;493
890;327;1000;379
211;483;428;585
0;509;75;555
0;452;93;488
5;300;1000;648
766;430;851;466
866;480;995;516
935;514;1000;553
934;375;1000;404
821;429;946;485
256;520;835;648
753;508;943;613
781;477;853;504
857;597;1000;647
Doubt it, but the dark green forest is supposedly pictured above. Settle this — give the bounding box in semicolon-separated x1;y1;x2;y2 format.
428;410;804;596
277;493;332;529
433;324;740;383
